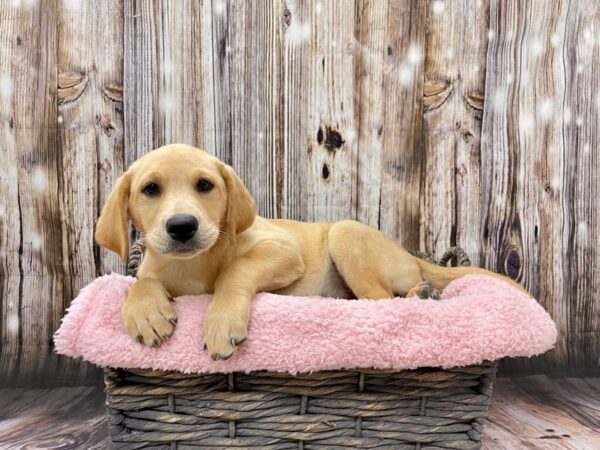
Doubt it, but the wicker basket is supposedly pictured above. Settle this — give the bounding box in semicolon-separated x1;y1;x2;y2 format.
105;244;497;449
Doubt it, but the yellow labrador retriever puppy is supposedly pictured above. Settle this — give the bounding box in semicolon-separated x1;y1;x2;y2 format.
96;144;526;360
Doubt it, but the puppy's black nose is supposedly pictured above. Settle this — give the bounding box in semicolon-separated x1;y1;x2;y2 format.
166;214;198;242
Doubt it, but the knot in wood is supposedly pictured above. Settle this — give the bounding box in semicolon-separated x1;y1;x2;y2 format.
58;71;88;104
326;129;344;150
505;248;522;280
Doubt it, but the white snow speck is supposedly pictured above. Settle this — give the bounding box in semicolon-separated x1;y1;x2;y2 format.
32;166;48;192
576;116;583;127
563;107;571;124
583;27;593;43
344;125;357;144
487;29;495;41
496;194;506;207
57;114;63;124
519;112;534;133
445;48;453;60
213;0;226;15
315;2;322;13
257;132;263;140
11;0;21;7
407;44;421;65
550;175;561;190
538;97;554;123
8;165;17;181
550;33;561;47
493;90;505;112
531;38;544;58
225;45;231;54
397;63;413;87
432;1;445;15
31;232;42;250
163;59;173;76
63;0;81;12
7;315;19;333
506;73;514;84
160;94;174;112
577;221;588;241
0;73;12;99
287;18;311;44
583;143;590;153
473;65;479;73
576;64;584;74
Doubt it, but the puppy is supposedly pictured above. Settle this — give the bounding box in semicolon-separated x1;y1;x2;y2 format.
96;144;527;360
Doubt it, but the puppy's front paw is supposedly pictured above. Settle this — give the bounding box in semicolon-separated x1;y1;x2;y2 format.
122;290;177;347
203;302;249;361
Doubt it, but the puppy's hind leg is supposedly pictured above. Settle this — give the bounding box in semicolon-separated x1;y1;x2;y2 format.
327;221;423;299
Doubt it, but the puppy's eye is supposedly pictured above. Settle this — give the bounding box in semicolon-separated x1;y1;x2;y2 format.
197;179;213;192
143;182;161;197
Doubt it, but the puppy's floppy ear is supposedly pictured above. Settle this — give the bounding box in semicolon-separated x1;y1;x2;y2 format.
219;163;256;235
95;172;131;262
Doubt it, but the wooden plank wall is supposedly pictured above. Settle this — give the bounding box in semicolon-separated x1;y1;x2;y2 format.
0;0;598;385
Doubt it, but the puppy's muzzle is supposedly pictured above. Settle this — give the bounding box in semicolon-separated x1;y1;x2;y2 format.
166;214;198;243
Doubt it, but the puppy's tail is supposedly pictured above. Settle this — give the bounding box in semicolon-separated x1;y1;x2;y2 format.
414;258;529;295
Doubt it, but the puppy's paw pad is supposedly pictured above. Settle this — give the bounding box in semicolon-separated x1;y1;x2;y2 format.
407;281;440;300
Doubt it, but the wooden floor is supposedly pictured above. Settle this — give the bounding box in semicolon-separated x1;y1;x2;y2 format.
0;375;598;449
484;376;600;450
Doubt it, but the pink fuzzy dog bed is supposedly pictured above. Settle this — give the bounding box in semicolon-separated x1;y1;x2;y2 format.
54;273;556;374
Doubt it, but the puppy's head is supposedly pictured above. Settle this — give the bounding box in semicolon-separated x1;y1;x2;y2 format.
96;144;255;261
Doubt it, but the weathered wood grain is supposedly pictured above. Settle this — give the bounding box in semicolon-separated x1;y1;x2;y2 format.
124;0;157;164
282;0;359;222
58;0;124;301
482;0;600;373
376;1;426;249
421;0;489;261
0;0;22;385
484;376;600;449
224;0;285;218
1;0;599;384
352;0;388;228
153;0;209;149
124;0;218;160
0;0;65;383
56;0;124;382
354;0;426;250
202;0;231;164
0;387;108;449
564;1;600;374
